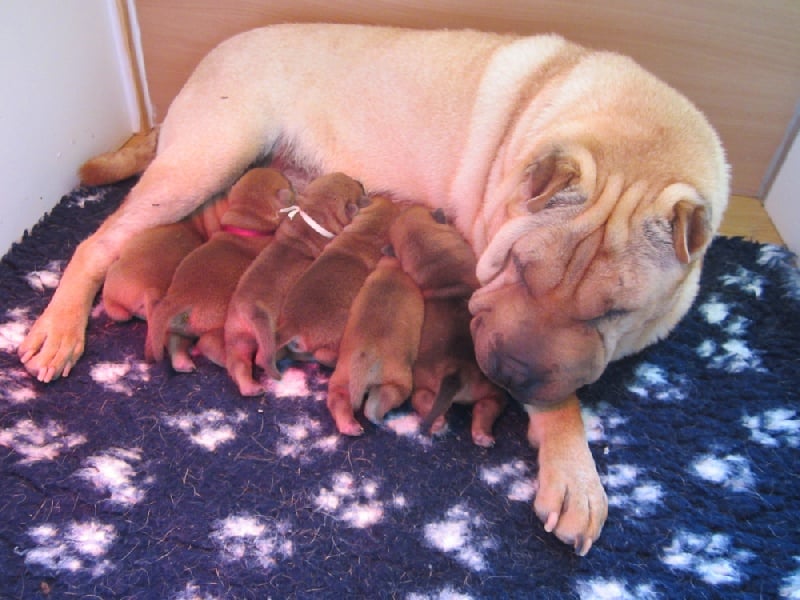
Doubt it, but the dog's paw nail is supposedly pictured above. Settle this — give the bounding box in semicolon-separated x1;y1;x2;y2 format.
544;512;558;533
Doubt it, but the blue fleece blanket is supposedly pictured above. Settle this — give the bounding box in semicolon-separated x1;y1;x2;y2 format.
1;181;799;599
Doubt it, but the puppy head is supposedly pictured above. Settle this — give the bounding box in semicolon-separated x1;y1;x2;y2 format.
388;205;479;297
297;172;368;233
222;167;294;232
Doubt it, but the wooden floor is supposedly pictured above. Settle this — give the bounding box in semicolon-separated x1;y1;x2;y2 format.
719;195;784;245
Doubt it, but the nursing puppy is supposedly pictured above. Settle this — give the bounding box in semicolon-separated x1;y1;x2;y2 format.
19;24;729;554
102;221;204;323
275;195;399;367
145;168;293;371
388;206;506;446
101;193;236;322
326;253;425;436
224;172;365;396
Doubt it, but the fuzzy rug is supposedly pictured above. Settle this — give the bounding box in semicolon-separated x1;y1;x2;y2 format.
1;180;799;600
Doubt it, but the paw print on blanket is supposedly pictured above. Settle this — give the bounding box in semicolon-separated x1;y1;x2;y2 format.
423;503;497;572
661;530;754;586
75;447;153;507
275;414;339;460
626;362;688;403
0;418;86;464
603;464;664;518
23;520;116;578
90;359;150;396
25;260;63;292
696;295;764;373
575;578;659;600
162;409;248;451
313;471;406;528
691;453;755;492
210;513;293;571
742;408;800;448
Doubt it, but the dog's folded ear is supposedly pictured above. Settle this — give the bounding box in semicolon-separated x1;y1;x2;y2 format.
512;149;585;215
672;199;711;264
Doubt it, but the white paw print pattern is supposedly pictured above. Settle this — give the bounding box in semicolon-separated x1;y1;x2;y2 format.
691;453;755;492
407;586;477;600
171;582;222;600
25;260;63;292
423;503;496;572
24;520;116;578
0;307;30;353
575;578;659;600
275;414;339;459
90;359;151;396
662;530;753;585
210;513;293;570
780;557;800;599
75;447;152;507
0;418;86;464
162;409;248;451
603;464;664;518
479;459;536;503
313;471;406;528
696;295;764;373
627;363;687;403
743;408;800;448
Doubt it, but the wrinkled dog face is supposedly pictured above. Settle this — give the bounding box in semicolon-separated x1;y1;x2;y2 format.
469;148;713;407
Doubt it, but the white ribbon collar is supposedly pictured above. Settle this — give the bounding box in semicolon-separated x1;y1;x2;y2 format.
279;206;336;239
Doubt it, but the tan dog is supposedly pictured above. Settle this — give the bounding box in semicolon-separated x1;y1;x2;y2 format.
387;206;506;446
326;254;425;436
223;172;365;396
145;168;293;371
274;195;399;367
19;24;729;554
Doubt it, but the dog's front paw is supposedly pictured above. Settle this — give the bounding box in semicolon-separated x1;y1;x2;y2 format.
533;443;607;555
18;313;85;382
525;398;607;555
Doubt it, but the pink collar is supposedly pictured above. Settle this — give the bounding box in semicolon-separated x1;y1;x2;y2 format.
221;224;270;238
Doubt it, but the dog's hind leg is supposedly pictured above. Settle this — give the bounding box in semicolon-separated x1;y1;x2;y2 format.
17;119;270;382
363;383;409;425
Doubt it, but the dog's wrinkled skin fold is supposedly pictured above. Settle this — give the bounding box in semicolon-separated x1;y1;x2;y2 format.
17;24;729;554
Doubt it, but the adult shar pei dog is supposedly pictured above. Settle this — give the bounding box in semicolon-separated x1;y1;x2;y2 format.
18;24;729;555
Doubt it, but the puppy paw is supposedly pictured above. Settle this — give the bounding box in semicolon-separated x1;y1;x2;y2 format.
471;431;496;448
18;315;85;382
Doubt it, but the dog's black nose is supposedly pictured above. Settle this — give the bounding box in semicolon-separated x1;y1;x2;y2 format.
484;333;544;401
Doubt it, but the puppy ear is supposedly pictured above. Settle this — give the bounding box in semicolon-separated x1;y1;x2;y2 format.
516;149;583;214
672;200;711;264
430;208;447;224
277;188;294;207
346;202;361;220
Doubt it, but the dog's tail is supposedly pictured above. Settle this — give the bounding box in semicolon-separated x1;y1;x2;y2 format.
419;371;462;434
145;300;190;363
250;301;282;380
79;128;158;186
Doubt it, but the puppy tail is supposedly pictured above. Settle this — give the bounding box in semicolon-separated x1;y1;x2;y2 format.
419;371;462;434
251;302;282;380
144;300;169;362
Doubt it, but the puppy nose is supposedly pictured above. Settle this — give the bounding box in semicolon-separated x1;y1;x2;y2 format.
484;333;544;400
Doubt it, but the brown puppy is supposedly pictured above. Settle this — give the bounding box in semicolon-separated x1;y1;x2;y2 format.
224;172;366;396
101;192;238;323
102;221;204;323
145;168;293;371
388;207;506;447
275;195;400;367
413;299;507;448
326;254;425;436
